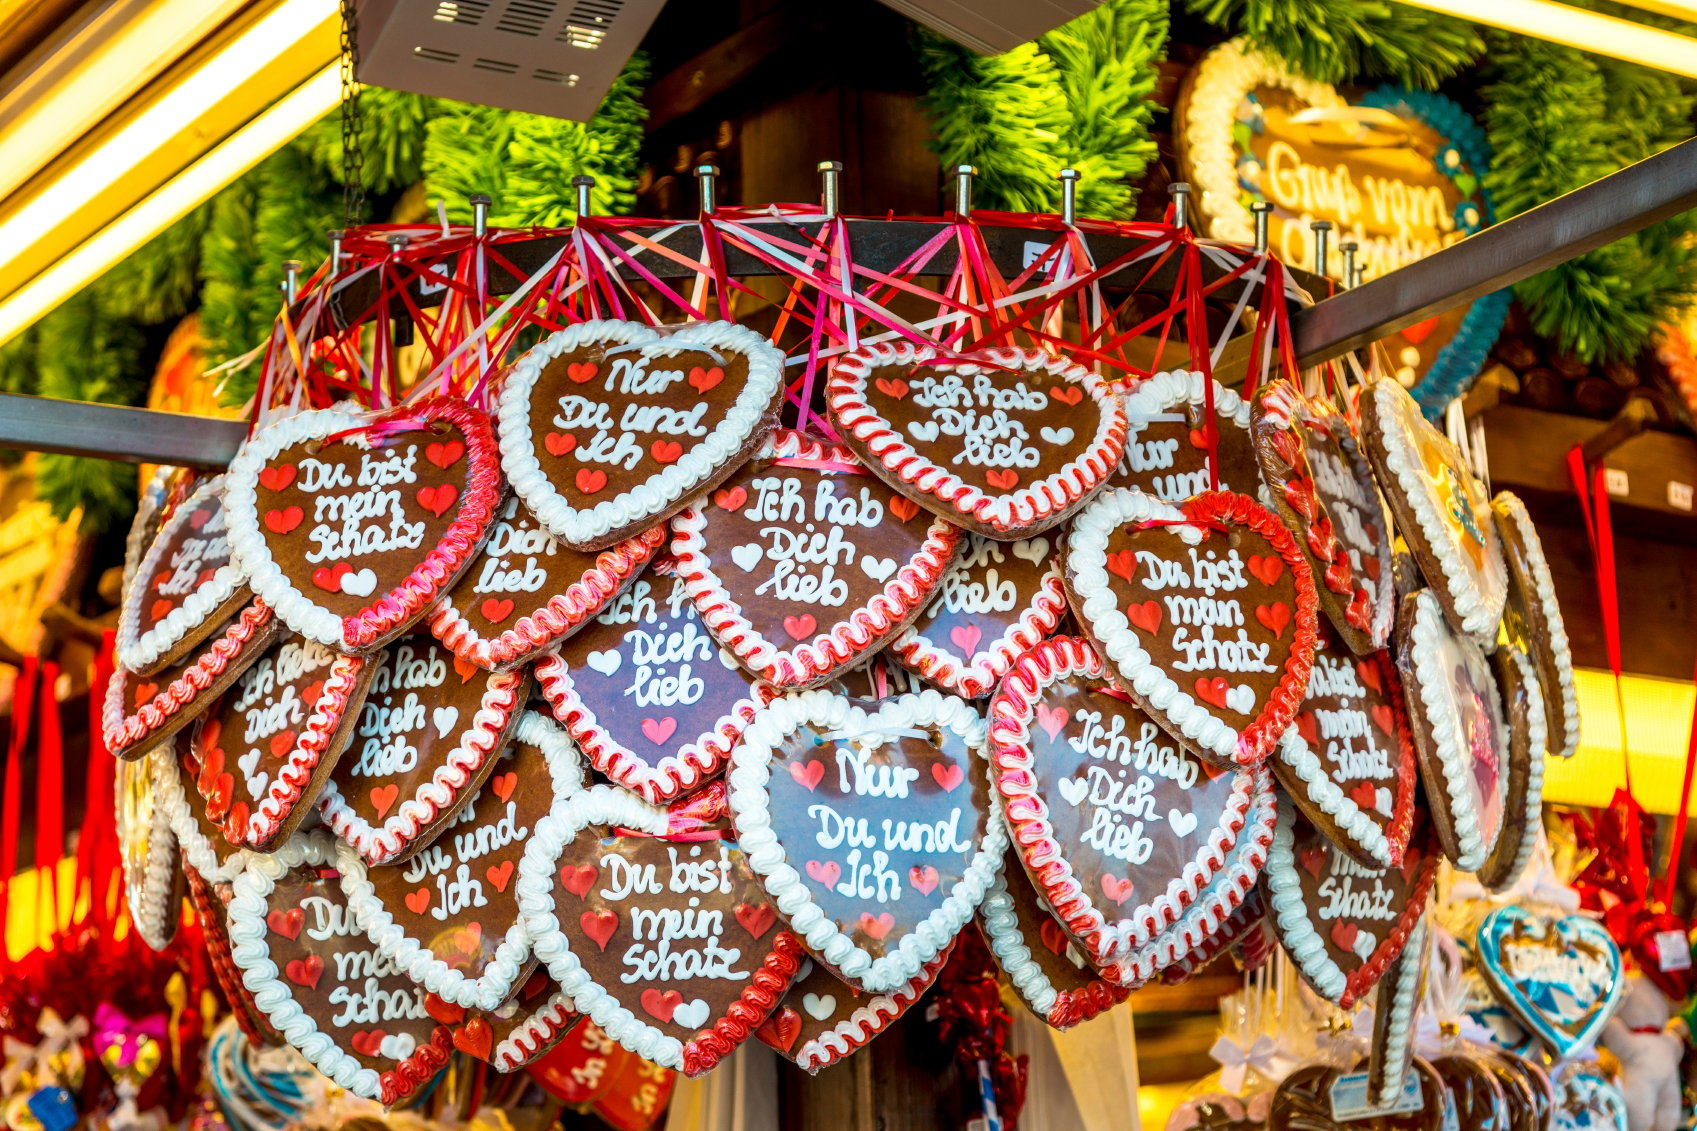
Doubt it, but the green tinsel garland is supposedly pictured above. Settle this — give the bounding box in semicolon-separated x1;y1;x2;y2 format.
1185;0;1482;89
919;0;1166;219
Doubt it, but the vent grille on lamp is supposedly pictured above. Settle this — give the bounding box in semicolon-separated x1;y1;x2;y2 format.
356;0;661;120
874;0;1104;54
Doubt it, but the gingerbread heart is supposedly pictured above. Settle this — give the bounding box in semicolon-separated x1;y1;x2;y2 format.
826;342;1126;538
1367;915;1428;1109
1252;381;1395;653
1167;1093;1271;1131
515;785;804;1076
989;635;1275;968
727;688;1002;992
1359;377;1506;644
1481;1050;1543;1131
227;831;453;1103
497;318;787;550
340;711;587;1010
428;495;666;671
1491;1051;1556;1131
318;633;528;865
890;533;1068;698
1156;889;1268;987
224;396;502;653
184;867;281;1047
1262;800;1437;1008
758;948;951;1073
117;752;183;951
1429;1052;1509;1131
1477;906;1624;1057
122;465;185;594
104;601;279;761
1269;1058;1447;1131
1271;616;1417;869
191;632;373;850
1396;589;1509;871
1493;492;1580;759
1064;487;1319;766
979;850;1127;1029
117;475;253;675
671;428;962;689
1552;1065;1629;1131
1113;369;1261;501
1476;648;1545;893
535;557;775;804
432;968;582;1071
154;740;247;884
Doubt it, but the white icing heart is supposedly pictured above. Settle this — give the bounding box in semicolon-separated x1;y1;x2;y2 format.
1011;538;1049;564
717;647;739;670
432;706;459;738
1066;943;1088;970
378;1033;416;1060
1039;426;1074;445
730;543;763;573
802;992;836;1021
860;556;896;583
1377;787;1393;816
1057;776;1088;808
239;748;262;781
1352;930;1377;962
1168;809;1198;838
587;649;621;676
340;568;378;598
1225;684;1255;714
908;421;941;443
672;998;711;1029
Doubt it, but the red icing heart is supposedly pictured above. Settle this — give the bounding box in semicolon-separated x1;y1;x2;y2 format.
133;681;159;705
1194;677;1230;709
480;597;514;623
805;860;841;888
1267;431;1301;468
1357;660;1383;694
985;469;1019;490
1370;704;1395;739
259;465;296;492
1330;920;1359;951
1323;557;1353;596
486;860;515;892
949;624;982;653
207;772;235;820
640;717;677;745
370;783;400;819
350;1029;385;1057
788;760;824;791
1127;600;1163;635
566;361;599;383
417;483;459;517
264;506;303;534
782;614;816;641
1295;712;1318;746
931;762;964;792
285;954;323;989
1106;550;1137;582
1035;704;1069;741
311;562;352;593
453;1017;494;1059
1299;844;1328;879
425;995;466;1024
874;377;909;399
426;440;465;468
1283;477;1318;523
406;888;431;914
909;865;939;895
1049;386;1083;406
1400;316;1439;345
1247;554;1285;586
735;902;776;939
453;656;478;683
757;1007;802;1052
1039;919;1070;957
889;496;920;522
1100;875;1134;905
858;912;896;940
149;598;174;622
267;908;304;939
225;801;251;840
575;468;608;495
1345;588;1373;629
268;730;296;759
714;486;747;511
560;864;597;898
544;431;577;457
688;366;724;393
1255;603;1291;639
490;772;517;803
641;988;682;1023
1349;780;1380;810
651;440;684;464
580;910;619;951
1307;517;1338;563
1189;426;1216;451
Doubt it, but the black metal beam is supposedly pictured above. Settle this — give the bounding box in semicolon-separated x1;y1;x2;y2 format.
0;395;247;468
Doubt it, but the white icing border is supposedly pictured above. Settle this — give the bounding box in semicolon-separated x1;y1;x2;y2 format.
119;749;179;951
1403;588;1507;871
515;785;691;1070
1121;368;1252;433
338;711;587;1010
116;475;247;672
1493;492;1580;759
1368;914;1427;1108
1274;714;1397;868
980;864;1059;1019
489;985;580;1070
727;688;1005;993
497;319;785;548
1363;377;1507;642
826;341;1127;535
154;738;247;883
1480;648;1546;893
123;464;176;593
791;952;946;1073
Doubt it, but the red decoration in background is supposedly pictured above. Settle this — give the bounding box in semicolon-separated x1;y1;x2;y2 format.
933;928;1029;1130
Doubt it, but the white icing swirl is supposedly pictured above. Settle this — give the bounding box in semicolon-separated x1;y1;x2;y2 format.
116;475;247;672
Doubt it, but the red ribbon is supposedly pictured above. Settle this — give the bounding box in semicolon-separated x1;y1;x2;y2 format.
81;634;119;930
0;655;38;964
34;659;61;936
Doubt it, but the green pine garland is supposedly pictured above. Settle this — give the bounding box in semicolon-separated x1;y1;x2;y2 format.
919;0;1166;219
1185;0;1483;89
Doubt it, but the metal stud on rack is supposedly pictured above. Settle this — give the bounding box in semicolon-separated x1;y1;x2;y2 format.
327;230;345;278
818;161;842;219
1310;220;1332;280
1168;182;1191;230
1059;168;1080;226
470;194;491;238
572;175;595;218
1252;201;1273;255
281;261;302;305
953;165;975;217
696;165;719;215
1339;241;1360;290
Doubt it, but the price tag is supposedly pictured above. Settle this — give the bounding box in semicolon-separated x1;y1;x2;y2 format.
1669;482;1693;511
1330;1071;1424;1122
1657;929;1691;972
1604;467;1630;497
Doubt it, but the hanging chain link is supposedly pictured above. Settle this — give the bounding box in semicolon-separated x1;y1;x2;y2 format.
339;0;366;228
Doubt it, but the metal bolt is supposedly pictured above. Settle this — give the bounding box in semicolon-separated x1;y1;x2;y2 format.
470;194;491;237
1167;182;1191;231
818;161;843;219
281;261;302;304
695;164;720;215
572;175;595;218
327;230;345;276
953;165;975;217
1059;168;1080;226
385;233;410;256
1338;241;1359;290
1251;202;1273;254
1310;220;1333;278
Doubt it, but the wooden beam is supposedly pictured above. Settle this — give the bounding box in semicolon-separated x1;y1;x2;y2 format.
644;5;830;133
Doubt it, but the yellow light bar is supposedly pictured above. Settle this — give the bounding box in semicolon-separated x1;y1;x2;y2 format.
1606;0;1697;20
0;65;340;348
1396;0;1697;78
1543;667;1697;814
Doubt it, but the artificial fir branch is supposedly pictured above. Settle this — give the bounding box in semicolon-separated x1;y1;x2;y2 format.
1185;0;1482;89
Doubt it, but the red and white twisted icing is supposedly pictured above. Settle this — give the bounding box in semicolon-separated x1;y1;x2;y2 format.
238;647;369;849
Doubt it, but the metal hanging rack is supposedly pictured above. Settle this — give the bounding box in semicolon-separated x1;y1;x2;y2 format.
0;135;1692;469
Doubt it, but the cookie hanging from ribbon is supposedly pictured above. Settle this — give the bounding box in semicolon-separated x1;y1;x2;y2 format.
117;751;182;951
515;785;804;1077
424;969;582;1071
224;396;502;653
979;849;1127;1030
429;494;667;671
1272;616;1417;870
826;341;1127;538
889;532;1068;699
227;831;453;1103
1475;648;1545;894
989;635;1275;968
1476;906;1624;1058
155;739;248;885
340;711;588;1011
671;427;962;689
1395;589;1509;872
1367;915;1428;1110
1251;380;1395;653
1113;369;1261;501
1492;492;1579;759
185;867;282;1047
535;557;775;805
1064;487;1319;767
318;633;528;865
1262;800;1438;1009
1359;377;1506;644
1268;1056;1448;1131
117;475;252;675
122;465;185;594
497;318;787;551
727;688;1003;993
190;632;373;850
756;949;951;1073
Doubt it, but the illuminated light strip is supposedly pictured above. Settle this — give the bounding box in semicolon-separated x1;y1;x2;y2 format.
0;0;336;285
1606;0;1697;20
1543;667;1697;813
0;66;340;348
1397;0;1697;78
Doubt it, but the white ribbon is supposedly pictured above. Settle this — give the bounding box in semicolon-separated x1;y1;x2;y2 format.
1209;1033;1285;1095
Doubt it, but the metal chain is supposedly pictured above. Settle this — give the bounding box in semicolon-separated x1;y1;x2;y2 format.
339;0;366;228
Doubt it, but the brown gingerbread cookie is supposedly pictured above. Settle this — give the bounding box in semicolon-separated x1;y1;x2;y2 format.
1268;1057;1446;1131
117;751;183;951
184;866;280;1047
1492;492;1579;759
1476;647;1545;893
423;968;582;1071
1368;915;1428;1109
757;949;949;1072
1430;1051;1511;1131
1114;369;1262;501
